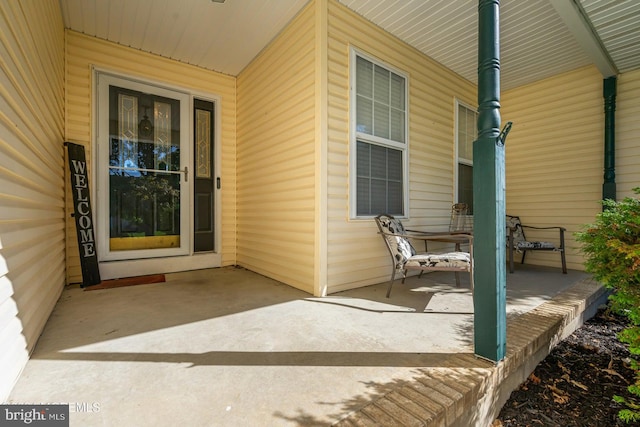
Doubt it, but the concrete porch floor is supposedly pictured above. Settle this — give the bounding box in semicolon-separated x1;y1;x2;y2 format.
7;265;606;426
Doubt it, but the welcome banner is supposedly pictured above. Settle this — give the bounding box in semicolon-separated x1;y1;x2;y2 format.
66;142;101;287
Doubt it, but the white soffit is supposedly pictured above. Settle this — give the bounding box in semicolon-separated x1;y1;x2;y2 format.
59;0;311;76
59;0;640;87
580;0;640;74
339;0;593;91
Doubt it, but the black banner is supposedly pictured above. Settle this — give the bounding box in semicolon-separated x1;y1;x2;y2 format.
66;142;101;287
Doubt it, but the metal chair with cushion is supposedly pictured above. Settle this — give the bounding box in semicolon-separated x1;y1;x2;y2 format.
506;214;567;274
375;214;474;297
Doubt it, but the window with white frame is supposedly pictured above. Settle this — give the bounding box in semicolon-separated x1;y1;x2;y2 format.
456;101;478;214
351;49;408;218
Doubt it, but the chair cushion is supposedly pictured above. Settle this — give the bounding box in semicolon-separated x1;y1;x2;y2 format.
506;215;526;244
506;215;560;251
405;252;471;269
378;214;408;235
376;215;417;266
516;241;556;250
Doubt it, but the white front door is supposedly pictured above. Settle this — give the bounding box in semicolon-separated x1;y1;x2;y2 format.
96;73;190;262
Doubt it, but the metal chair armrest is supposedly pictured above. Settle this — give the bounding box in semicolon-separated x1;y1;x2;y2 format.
405;229;458;236
520;225;566;231
378;231;473;251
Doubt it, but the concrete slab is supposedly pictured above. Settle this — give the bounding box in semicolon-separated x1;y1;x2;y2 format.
6;265;603;426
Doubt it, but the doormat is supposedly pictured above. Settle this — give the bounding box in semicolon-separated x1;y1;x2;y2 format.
84;274;166;291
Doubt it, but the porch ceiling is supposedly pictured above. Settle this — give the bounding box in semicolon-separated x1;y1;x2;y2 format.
59;0;640;89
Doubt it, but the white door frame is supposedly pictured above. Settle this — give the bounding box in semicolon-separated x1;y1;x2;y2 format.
93;69;222;279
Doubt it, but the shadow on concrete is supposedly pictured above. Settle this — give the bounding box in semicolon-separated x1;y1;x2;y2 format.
34;350;489;368
273;376;418;426
272;364;494;426
8;264;599;426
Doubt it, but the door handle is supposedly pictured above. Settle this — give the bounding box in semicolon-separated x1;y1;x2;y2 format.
181;166;188;182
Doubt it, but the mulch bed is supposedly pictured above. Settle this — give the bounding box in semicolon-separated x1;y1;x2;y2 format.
495;306;638;426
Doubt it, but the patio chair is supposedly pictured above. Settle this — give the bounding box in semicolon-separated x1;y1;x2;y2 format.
449;203;473;233
506;215;567;274
375;214;473;297
409;203;472;253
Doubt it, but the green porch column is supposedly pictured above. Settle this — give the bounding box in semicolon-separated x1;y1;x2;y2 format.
473;0;506;362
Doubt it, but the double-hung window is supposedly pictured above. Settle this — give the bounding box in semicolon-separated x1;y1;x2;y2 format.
456;101;478;214
351;49;408;218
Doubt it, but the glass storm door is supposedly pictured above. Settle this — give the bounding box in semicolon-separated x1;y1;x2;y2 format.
97;74;190;261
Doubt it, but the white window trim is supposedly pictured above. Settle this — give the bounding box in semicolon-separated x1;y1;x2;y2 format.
454;98;477;205
349;47;409;219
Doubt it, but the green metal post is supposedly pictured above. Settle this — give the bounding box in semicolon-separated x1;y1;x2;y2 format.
603;76;616;203
473;0;506;362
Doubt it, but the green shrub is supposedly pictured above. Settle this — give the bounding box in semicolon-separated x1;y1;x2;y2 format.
575;188;640;423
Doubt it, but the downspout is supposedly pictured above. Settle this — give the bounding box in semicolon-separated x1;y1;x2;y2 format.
602;76;616;202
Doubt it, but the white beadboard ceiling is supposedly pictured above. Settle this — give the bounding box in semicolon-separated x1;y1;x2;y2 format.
59;0;640;90
580;0;640;74
59;0;311;76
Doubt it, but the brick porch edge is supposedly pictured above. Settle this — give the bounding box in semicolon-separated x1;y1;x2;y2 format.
334;278;608;427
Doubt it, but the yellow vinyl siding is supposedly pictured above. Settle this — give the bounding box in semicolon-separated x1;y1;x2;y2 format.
325;0;477;292
64;31;237;283
617;69;640;198
502;65;603;271
0;1;65;400
237;3;317;294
